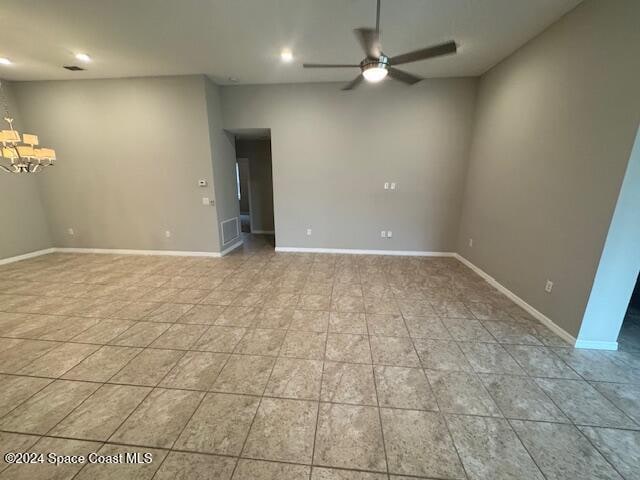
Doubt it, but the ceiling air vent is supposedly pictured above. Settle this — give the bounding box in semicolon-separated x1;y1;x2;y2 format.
63;65;85;71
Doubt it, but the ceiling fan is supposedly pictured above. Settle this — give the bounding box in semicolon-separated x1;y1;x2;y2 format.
303;0;457;90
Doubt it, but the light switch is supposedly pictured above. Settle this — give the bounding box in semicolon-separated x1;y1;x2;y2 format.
384;182;389;190
387;230;393;238
390;182;396;190
202;197;210;205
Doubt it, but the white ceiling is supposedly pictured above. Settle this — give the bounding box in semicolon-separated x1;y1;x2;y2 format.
0;0;581;84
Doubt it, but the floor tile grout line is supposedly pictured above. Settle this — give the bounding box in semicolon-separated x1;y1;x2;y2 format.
395;289;471;480
0;330;580;348
11;341;103;381
570;422;632;480
63;389;166;478
0;338;67;379
0;334;630;381
228;277;293;480
68;342;194;479
0;335;120;425
414;313;640;435
533;375;640;429
147;324;240;480
53;339;192;459
0;302;568;327
308;278;334;480
0;376;55;424
438;336;515;480
0;426;462;480
454;322;639;477
513;359;640;480
2;348;639;409
68;316;142;345
587;381;640;429
33;384;627;427
536;349;640;427
5;409;640;448
46;347;185;439
504;416;627;480
365;308;391;476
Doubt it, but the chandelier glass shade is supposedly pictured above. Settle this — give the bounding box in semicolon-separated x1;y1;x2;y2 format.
0;81;56;173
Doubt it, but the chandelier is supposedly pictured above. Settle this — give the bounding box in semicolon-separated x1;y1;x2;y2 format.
0;81;56;173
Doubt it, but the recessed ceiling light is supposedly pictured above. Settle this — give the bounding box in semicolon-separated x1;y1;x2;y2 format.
75;53;91;63
280;49;293;63
0;58;12;65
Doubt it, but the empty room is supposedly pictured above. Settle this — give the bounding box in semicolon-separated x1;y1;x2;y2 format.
1;1;639;479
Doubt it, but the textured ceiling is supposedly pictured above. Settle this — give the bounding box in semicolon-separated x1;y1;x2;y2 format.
0;0;581;84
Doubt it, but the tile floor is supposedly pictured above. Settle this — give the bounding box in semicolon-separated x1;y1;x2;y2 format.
0;235;638;479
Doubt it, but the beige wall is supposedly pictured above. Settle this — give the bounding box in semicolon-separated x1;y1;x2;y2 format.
457;0;640;337
221;79;478;251
12;76;221;253
235;139;274;233
204;78;239;250
0;80;52;260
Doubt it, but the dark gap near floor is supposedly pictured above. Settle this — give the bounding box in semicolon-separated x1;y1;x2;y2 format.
618;272;640;352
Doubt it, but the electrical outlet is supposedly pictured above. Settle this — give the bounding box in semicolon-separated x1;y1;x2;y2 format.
306;228;312;236
387;230;393;238
67;228;74;236
165;230;171;238
469;238;473;247
381;230;387;238
545;280;553;293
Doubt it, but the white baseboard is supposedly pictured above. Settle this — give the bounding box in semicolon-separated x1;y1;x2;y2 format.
220;240;243;256
275;247;456;257
454;253;577;347
0;248;56;266
252;230;275;235
54;247;222;258
574;340;618;351
5;242;244;261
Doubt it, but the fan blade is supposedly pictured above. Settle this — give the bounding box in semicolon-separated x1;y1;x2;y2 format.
388;67;422;85
303;63;359;68
354;28;381;59
389;41;457;65
342;74;364;91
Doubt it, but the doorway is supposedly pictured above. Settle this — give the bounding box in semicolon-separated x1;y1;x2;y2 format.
618;274;640;352
233;130;275;248
236;159;251;233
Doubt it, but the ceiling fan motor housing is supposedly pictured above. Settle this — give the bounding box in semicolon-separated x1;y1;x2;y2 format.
360;54;389;73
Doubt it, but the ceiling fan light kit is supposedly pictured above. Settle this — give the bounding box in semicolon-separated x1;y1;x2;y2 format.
361;55;389;83
303;0;458;90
